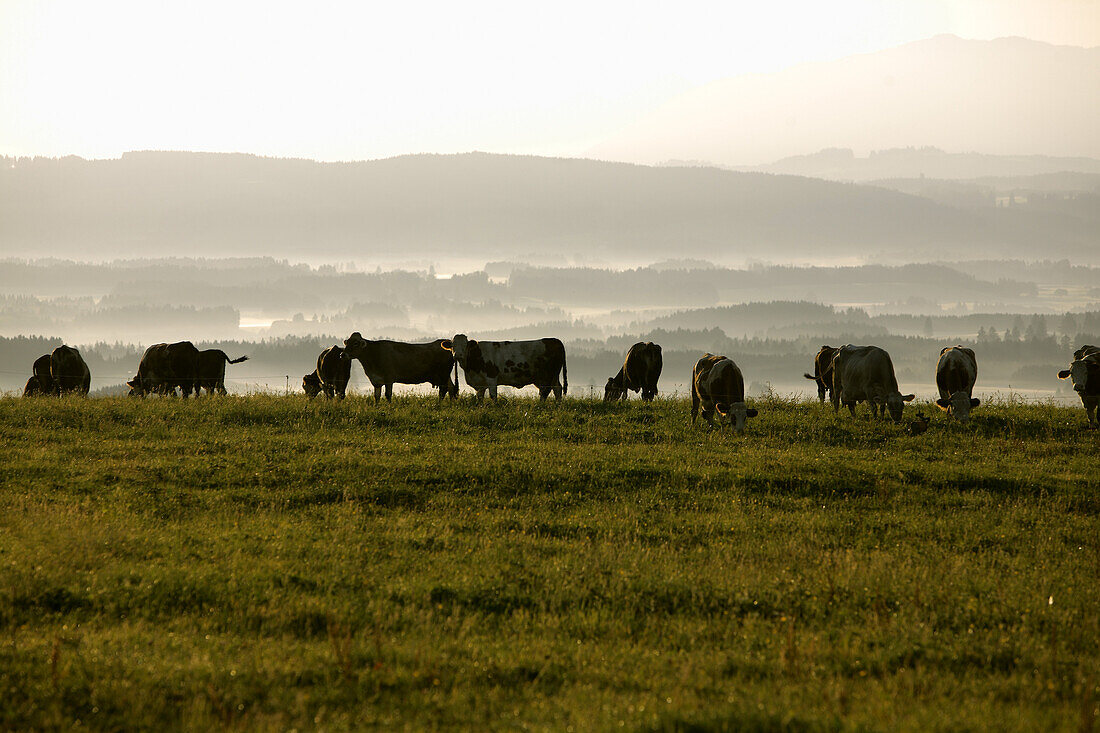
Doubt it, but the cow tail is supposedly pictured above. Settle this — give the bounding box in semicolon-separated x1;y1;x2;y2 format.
227;354;249;364
453;358;459;393
562;352;568;395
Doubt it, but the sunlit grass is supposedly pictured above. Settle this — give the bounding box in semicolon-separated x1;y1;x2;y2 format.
1;395;1098;730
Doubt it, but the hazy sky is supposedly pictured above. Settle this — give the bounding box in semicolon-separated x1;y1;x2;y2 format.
2;0;1098;161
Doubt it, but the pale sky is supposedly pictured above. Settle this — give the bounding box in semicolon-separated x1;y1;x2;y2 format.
1;0;1098;161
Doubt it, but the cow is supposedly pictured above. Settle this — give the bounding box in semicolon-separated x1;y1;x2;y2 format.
24;354;56;396
604;341;662;402
691;354;758;431
50;345;91;396
935;346;979;423
1058;345;1100;429
830;345;915;422
195;349;249;395
302;371;323;398
314;345;352;399
441;334;567;401
128;341;200;397
803;345;839;403
344;332;458;402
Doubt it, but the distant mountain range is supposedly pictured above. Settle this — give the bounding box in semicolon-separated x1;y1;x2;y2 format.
697;147;1100;182
1;151;1096;265
591;35;1100;166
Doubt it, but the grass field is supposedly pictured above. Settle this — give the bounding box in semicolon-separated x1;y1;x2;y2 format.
2;394;1098;731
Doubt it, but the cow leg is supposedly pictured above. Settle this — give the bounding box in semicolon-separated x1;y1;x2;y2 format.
553;385;563;400
384;384;393;402
373;384;382;403
846;402;857;417
489;383;498;401
690;392;700;425
539;386;551;400
1087;400;1097;429
475;388;486;402
817;384;826;403
702;408;715;428
217;383;227;396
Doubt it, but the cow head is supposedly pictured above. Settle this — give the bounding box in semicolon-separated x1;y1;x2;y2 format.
885;392;916;423
604;376;625;402
441;334;471;365
303;371;322;398
343;332;368;358
126;377;143;397
714;401;759;432
936;391;980;423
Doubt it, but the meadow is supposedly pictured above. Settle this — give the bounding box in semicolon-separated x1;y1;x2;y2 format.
1;394;1098;731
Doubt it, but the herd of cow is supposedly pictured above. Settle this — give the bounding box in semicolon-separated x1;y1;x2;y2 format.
17;335;1100;430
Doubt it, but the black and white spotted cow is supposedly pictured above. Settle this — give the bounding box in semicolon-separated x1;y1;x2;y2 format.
441;334;567;401
1058;345;1100;429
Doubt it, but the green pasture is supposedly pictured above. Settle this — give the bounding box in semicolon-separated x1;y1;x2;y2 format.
1;394;1098;731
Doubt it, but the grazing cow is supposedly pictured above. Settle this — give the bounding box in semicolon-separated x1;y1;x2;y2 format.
128;341;200;397
50;345;91;396
1058;346;1100;429
314;345;352;399
803;345;839;403
441;334;567;401
690;353;758;432
24;354;56;396
302;371;323;398
344;332;458;402
830;345;915;422
935;346;979;423
604;341;663;402
195;349;249;395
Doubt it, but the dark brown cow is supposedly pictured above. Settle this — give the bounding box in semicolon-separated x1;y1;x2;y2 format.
803;345;838;403
690;353;758;431
24;354;56;396
604;341;662;402
302;371;323;398
1058;345;1100;429
128;341;200;397
50;345;91;396
195;349;249;395
315;345;352;399
935;346;979;423
442;334;567;401
831;345;915;422
344;332;457;402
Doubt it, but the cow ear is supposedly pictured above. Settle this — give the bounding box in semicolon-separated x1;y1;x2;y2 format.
969;398;980;407
901;394;915;402
441;340;452;350
936;398;950;409
126;379;137;388
940;346;951;355
1058;369;1071;379
715;402;729;415
745;408;758;418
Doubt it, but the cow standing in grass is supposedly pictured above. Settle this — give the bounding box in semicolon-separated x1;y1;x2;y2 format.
935;346;979;423
831;345;914;422
343;332;458;402
24;354;56;396
195;349;249;395
690;353;758;432
128;341;200;397
50;345;91;396
442;334;567;401
310;345;352;399
1058;345;1100;429
604;341;662;402
803;345;838;403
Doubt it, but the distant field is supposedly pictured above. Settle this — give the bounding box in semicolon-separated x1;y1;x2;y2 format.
1;395;1098;731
